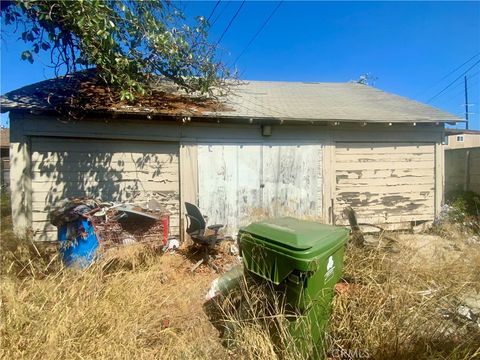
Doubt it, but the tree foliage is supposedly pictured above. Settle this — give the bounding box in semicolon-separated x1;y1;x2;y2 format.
1;0;232;101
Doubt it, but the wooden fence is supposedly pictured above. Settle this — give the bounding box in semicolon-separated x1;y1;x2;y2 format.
445;147;480;195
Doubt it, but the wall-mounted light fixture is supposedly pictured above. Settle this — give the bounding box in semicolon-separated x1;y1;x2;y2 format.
261;125;272;137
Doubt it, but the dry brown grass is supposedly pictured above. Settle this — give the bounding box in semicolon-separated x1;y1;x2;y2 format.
0;191;226;359
326;232;480;360
209;276;306;360
1;245;228;359
208;231;480;360
1;190;480;359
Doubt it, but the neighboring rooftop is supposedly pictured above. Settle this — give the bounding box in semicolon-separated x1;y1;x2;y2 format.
445;128;480;135
0;71;463;124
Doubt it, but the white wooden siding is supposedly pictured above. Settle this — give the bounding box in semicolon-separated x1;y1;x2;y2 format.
30;137;179;241
9;113;445;240
198;144;323;235
334;142;435;226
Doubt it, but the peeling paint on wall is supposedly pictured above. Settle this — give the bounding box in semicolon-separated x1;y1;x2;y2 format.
335;142;435;226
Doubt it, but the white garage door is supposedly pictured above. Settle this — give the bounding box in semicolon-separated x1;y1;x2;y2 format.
30;137;179;241
335;142;435;226
198;144;323;235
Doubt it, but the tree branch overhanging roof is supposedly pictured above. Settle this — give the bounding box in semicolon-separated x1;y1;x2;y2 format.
0;70;463;124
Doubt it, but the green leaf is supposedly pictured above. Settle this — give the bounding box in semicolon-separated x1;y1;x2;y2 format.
21;50;30;60
5;0;230;99
21;50;34;63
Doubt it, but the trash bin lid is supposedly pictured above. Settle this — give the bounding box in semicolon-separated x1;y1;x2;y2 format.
240;217;348;252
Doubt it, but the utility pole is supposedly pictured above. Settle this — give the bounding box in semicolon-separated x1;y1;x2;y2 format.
464;75;469;130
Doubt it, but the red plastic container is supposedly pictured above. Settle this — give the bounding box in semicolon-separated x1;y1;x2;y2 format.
161;214;169;246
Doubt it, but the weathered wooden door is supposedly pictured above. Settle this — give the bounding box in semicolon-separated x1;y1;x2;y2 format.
198;144;262;235
198;143;323;235
262;144;323;219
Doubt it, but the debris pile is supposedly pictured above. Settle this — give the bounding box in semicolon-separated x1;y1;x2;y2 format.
205;264;243;300
460;292;480;328
50;197;171;249
180;240;241;274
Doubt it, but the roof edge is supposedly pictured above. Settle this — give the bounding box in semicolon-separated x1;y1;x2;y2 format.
5;108;460;125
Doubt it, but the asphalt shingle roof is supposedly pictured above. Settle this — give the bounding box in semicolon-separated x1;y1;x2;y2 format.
0;72;463;124
210;81;463;123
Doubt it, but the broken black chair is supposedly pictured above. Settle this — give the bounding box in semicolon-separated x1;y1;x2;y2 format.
184;202;224;271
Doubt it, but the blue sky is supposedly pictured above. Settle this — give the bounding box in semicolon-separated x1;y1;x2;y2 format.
1;1;480;129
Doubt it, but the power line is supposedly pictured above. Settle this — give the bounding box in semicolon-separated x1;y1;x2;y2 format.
233;1;283;64
437;70;480;103
211;1;230;27
216;0;245;45
429;69;479;103
430;64;480;105
416;52;480;99
439;73;480;107
427;59;480;103
207;1;221;23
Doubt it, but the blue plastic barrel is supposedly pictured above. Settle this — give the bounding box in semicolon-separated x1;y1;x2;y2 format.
58;218;99;267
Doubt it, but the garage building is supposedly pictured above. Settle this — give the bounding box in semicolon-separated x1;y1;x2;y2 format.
1;73;462;241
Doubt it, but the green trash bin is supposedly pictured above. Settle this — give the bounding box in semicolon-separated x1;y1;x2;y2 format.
239;217;349;359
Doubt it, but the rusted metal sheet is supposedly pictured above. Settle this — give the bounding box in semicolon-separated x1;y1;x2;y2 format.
334;142;435;226
30;137;180;241
198;144;323;236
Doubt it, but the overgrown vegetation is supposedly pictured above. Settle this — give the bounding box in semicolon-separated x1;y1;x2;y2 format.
445;190;480;220
1;0;232;100
209;276;306;360
436;190;480;236
212;234;480;360
327;240;480;360
1;191;480;359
